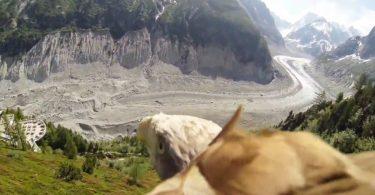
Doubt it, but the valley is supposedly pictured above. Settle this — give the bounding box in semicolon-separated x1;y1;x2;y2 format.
0;54;333;140
0;0;372;141
1;0;375;194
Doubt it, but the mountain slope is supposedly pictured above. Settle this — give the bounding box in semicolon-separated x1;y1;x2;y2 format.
361;27;375;59
0;146;159;194
239;0;285;47
312;27;375;90
0;0;274;83
271;12;291;36
324;26;375;60
277;78;375;154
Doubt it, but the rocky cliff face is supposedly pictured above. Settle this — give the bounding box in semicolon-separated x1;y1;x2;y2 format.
0;0;275;84
1;30;114;82
330;36;361;58
0;27;274;83
360;27;375;59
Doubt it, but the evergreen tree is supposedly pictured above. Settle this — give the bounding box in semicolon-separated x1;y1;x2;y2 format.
314;91;327;105
336;92;344;103
82;154;98;174
15;121;28;151
64;136;78;159
88;142;94;153
2;114;13;147
355;74;368;91
14;107;24;121
278;76;375;153
363;117;375;137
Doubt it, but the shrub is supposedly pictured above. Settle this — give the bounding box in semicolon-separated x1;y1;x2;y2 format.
336;92;344;103
82;154;98;174
64;137;78;159
128;163;148;186
109;161;115;169
355;138;375;152
54;149;64;155
363;117;375;137
7;151;23;161
42;146;53;154
56;162;83;182
328;130;357;153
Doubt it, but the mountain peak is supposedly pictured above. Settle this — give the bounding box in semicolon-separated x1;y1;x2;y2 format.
302;12;324;21
289;12;325;33
285;16;352;57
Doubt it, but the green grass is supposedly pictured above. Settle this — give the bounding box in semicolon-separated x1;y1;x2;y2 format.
0;146;160;194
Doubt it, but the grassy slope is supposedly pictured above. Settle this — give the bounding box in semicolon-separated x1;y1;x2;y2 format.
0;146;160;194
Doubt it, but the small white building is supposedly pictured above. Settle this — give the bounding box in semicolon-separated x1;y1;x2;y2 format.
22;120;47;152
0;111;46;152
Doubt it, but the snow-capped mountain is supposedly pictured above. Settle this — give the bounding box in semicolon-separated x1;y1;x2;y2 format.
284;14;361;57
347;26;362;37
327;26;375;60
289;13;324;34
314;27;375;89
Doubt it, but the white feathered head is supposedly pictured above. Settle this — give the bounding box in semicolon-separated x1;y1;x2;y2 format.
137;113;221;179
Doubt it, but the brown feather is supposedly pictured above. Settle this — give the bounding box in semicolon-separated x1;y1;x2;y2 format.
148;107;375;195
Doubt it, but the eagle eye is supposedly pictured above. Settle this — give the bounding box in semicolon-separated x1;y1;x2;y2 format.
158;141;165;154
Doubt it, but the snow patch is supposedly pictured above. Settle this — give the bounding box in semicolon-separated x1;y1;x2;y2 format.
335;54;371;63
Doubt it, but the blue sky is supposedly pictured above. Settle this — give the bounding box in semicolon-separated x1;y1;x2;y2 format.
262;0;375;35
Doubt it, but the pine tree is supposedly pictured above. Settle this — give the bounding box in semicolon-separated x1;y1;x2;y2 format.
2;114;12;147
355;74;368;91
64;136;78;159
314;91;327;105
88;142;94;153
15;121;28;151
14;107;24;121
336;92;344;103
82;154;98;174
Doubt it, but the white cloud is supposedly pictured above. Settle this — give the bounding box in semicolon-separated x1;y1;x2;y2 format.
263;0;375;35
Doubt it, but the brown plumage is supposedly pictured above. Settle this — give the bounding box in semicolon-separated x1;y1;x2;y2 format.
149;106;375;195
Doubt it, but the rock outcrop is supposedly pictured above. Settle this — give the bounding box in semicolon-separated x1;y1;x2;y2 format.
360;27;375;59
